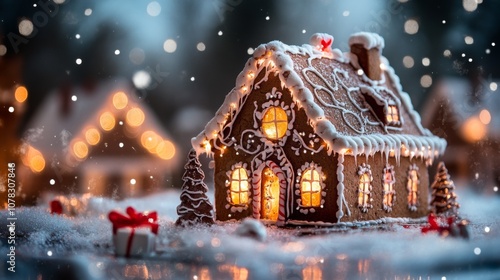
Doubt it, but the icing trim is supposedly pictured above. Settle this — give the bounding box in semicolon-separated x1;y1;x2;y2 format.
192;36;446;162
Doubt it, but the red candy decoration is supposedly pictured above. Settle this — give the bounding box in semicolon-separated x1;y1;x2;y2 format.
50;199;63;215
320;38;332;52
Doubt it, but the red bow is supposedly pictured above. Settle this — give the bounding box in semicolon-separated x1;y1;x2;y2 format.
108;206;159;235
320;38;332;52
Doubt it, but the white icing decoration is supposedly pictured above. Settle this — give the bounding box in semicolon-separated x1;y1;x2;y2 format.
336;153;350;221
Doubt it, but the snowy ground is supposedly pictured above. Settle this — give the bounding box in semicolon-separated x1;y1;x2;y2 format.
1;188;499;280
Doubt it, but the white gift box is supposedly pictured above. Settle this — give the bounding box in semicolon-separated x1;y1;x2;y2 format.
113;227;156;257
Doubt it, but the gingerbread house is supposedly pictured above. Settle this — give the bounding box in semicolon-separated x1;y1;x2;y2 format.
192;32;447;226
19;79;180;204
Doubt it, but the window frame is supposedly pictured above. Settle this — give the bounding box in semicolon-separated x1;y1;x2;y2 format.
407;164;420;211
300;168;322;207
357;163;373;212
382;164;396;212
228;166;250;206
261;106;288;140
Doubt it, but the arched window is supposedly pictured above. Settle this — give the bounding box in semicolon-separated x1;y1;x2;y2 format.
382;164;396;212
358;164;373;212
407;164;419;211
300;168;322;207
261;106;288;140
230;168;249;205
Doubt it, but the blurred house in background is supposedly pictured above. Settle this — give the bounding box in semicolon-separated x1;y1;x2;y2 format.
18;79;181;205
421;77;499;192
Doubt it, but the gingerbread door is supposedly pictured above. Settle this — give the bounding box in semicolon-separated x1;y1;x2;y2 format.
261;166;280;221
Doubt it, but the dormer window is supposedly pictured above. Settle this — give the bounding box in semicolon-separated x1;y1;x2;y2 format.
386;104;400;124
360;86;402;128
261;106;288;140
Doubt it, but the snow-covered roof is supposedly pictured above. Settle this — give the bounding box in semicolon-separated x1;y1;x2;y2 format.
422;77;500;138
23;78;178;168
193;33;446;161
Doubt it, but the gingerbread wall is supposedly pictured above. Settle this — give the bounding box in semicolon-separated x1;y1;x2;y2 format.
212;70;339;223
340;155;430;222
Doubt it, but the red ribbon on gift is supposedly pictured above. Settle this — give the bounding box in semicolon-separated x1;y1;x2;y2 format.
108;207;159;257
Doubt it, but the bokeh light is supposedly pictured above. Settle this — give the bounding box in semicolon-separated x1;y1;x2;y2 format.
404;19;419;35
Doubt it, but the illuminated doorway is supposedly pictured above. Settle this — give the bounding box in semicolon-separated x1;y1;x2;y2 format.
261;167;280;221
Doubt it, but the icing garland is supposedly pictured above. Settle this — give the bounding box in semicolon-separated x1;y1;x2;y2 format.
192;35;446;163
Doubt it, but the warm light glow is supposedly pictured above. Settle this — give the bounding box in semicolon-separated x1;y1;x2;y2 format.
230;168;249;205
358;173;371;208
461;116;487;143
14;86;28;103
203;140;211;154
73;141;89;159
126;108;145;127
262;106;288;140
383;167;395;211
100;112;115;131
386;105;399;123
407;169;419;207
479;109;491;125
24;146;45;173
30;154;45;172
156;140;176;160
112;91;128;109
141;130;160;151
301;169;321;207
85;128;101;145
302;265;322;280
261;167;280;220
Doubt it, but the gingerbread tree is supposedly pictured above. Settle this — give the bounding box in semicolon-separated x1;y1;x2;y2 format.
176;149;214;226
430;162;459;217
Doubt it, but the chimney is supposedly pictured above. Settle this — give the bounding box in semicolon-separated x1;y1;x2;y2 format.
348;32;385;81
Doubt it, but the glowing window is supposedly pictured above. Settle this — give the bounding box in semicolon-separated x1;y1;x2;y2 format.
230;168;249;205
261;106;288;140
386;105;399;124
300;168;322;207
358;164;372;212
382;165;396;212
407;165;419;211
